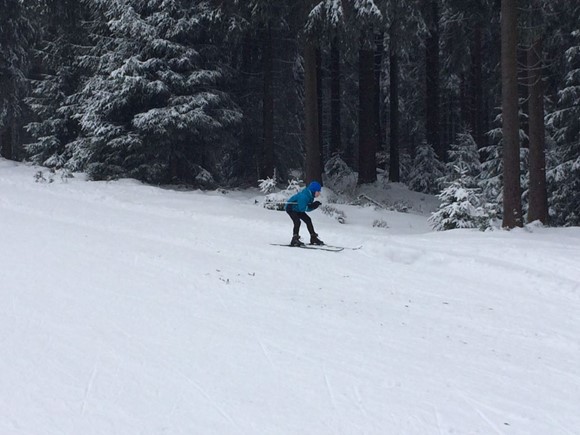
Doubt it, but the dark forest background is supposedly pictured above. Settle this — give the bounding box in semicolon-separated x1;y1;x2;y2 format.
1;0;579;227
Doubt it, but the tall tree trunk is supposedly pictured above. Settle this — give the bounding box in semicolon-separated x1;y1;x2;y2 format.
527;36;548;224
501;0;523;228
358;45;377;184
471;22;484;148
234;31;259;178
304;40;321;184
261;22;274;178
425;0;442;160
240;34;257;178
316;47;324;175
330;36;341;157
389;25;400;182
0;126;13;160
460;73;469;129
374;32;384;151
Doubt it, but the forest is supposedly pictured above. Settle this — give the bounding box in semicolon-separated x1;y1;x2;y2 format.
1;0;579;228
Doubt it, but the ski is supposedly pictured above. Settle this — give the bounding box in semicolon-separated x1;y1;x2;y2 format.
323;244;362;251
305;244;345;252
270;243;344;252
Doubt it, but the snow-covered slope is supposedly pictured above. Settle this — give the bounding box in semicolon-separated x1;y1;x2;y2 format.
1;159;579;435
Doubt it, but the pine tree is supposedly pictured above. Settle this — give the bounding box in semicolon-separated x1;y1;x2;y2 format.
303;0;322;185
239;1;292;179
440;130;481;188
308;0;384;184
522;0;549;224
479;141;503;216
380;0;425;182
353;0;382;184
424;0;442;160
441;0;495;149
501;0;523;228
408;141;444;194
306;0;345;158
24;0;92;168
429;163;488;231
69;0;242;184
481;114;528;222
215;0;306;182
388;9;400;182
546;30;580;226
0;0;35;159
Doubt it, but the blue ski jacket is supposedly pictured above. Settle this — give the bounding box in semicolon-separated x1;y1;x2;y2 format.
285;188;315;213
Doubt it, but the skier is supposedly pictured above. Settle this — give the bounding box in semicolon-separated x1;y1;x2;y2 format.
285;181;324;246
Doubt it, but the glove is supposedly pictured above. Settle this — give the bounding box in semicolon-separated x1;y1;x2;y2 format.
311;201;321;210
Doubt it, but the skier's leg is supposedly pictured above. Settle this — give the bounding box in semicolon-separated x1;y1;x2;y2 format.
298;212;316;235
287;210;302;235
287;211;304;245
299;212;324;245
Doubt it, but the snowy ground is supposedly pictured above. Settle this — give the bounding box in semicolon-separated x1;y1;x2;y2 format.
1;158;579;435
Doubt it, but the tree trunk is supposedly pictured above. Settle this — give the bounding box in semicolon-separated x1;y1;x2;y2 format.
358;45;377;184
316;47;324;175
0;126;13;160
389;25;400;182
304;40;321;184
330;36;341;157
261;22;274;179
471;22;484;148
374;32;384;151
501;0;523;228
460;73;469;129
527;36;548;224
239;33;258;178
425;0;442;160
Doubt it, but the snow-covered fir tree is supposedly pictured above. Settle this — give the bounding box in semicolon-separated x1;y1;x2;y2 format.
324;154;357;196
306;0;344;35
481;112;529;222
352;0;383;27
408;141;444;194
479;140;502;215
546;31;580;226
440;130;481;188
306;0;383;36
261;178;302;211
429;163;490;231
0;0;35;157
197;0;305;181
398;153;413;184
480;118;504;207
70;0;242;184
24;0;93;168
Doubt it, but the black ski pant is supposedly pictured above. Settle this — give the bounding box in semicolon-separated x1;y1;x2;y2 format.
287;210;315;236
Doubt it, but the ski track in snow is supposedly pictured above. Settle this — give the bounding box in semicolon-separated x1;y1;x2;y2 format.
322;366;337;412
103;315;241;431
174;369;239;429
81;362;99;416
458;392;506;435
432;405;444;435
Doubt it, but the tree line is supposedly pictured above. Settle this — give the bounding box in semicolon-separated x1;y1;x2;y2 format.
0;0;578;227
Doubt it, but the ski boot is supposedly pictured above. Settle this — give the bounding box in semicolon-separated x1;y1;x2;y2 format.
290;234;305;247
310;233;324;245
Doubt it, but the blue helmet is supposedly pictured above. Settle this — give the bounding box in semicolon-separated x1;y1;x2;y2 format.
308;181;322;193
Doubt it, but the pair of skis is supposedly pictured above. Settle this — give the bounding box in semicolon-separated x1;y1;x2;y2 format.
271;243;362;252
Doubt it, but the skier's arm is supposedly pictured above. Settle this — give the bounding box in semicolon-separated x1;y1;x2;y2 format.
307;201;321;211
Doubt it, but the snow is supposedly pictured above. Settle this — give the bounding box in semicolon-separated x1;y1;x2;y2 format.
1;158;580;435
